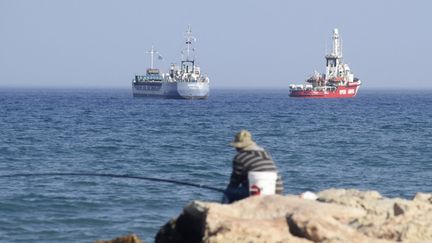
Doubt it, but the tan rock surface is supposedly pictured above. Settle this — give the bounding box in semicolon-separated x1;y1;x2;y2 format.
318;188;432;242
413;192;432;204
95;234;143;243
154;189;432;243
287;209;387;243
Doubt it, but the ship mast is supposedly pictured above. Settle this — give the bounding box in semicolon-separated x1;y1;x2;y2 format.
330;28;342;58
180;25;197;74
325;28;344;79
183;25;196;62
147;46;158;69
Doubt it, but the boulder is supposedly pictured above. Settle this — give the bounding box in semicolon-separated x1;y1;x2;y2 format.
318;189;432;242
287;209;389;243
94;234;143;243
156;189;432;242
157;194;372;243
413;192;432;204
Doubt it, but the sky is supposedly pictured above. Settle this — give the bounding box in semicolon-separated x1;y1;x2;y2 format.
1;0;431;89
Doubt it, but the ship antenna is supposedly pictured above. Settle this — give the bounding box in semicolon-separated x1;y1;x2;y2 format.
340;38;343;59
184;25;196;61
325;40;328;56
331;28;342;58
147;45;159;69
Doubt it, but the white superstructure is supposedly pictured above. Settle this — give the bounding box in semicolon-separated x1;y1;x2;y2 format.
324;28;355;85
166;25;210;99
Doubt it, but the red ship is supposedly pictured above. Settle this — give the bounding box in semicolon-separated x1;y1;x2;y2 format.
289;28;361;98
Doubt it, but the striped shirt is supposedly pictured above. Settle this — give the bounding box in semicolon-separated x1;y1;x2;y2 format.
228;146;284;194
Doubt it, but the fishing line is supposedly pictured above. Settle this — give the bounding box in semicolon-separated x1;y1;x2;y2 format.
0;172;225;193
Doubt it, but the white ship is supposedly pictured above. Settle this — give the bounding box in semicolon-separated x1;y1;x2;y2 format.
132;26;210;99
166;26;210;99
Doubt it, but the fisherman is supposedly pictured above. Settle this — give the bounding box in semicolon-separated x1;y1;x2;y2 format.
223;130;284;203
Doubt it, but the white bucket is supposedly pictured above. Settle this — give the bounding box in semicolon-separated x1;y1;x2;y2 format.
248;171;277;196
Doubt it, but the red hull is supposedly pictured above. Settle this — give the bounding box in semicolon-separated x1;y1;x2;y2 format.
290;85;360;98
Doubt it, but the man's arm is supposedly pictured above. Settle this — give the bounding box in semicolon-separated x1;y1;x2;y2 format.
227;157;243;188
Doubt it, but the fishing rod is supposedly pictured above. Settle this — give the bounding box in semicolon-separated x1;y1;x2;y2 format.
0;172;225;194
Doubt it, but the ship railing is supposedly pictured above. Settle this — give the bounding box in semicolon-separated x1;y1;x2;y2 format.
134;75;163;82
289;84;314;91
179;79;198;83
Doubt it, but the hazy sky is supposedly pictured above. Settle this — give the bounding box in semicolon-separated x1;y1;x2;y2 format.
1;0;431;89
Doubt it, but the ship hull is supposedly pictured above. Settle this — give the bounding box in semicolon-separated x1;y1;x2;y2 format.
290;85;360;98
132;81;182;98
176;81;210;99
132;80;210;99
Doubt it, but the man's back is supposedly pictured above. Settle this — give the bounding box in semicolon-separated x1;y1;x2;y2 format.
224;130;285;203
229;147;284;194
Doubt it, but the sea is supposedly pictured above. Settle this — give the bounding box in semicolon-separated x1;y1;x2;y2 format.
0;88;431;242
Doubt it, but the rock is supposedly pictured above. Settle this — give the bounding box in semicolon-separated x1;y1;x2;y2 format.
287;209;389;243
156;194;367;243
413;192;432;204
97;189;432;243
156;189;432;243
155;201;207;243
156;218;187;243
215;194;366;222
94;234;143;243
318;189;432;242
156;196;310;243
317;188;383;208
205;217;306;243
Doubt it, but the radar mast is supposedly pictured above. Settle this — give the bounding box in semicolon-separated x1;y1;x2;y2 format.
147;46;159;69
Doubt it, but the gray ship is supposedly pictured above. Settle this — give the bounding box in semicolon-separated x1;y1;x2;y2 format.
132;26;210;99
132;46;179;98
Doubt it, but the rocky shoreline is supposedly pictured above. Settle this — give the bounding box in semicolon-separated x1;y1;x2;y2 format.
97;189;432;243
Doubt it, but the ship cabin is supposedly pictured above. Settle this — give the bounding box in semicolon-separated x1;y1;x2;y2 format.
181;60;199;75
133;68;163;83
325;56;340;69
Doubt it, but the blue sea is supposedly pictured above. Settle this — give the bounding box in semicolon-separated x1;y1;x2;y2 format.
0;88;431;242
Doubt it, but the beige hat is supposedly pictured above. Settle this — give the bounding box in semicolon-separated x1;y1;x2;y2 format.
230;130;255;148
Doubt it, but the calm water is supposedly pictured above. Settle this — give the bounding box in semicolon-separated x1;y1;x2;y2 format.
0;88;431;242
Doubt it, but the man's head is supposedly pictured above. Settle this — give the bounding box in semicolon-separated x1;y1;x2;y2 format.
230;130;255;149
